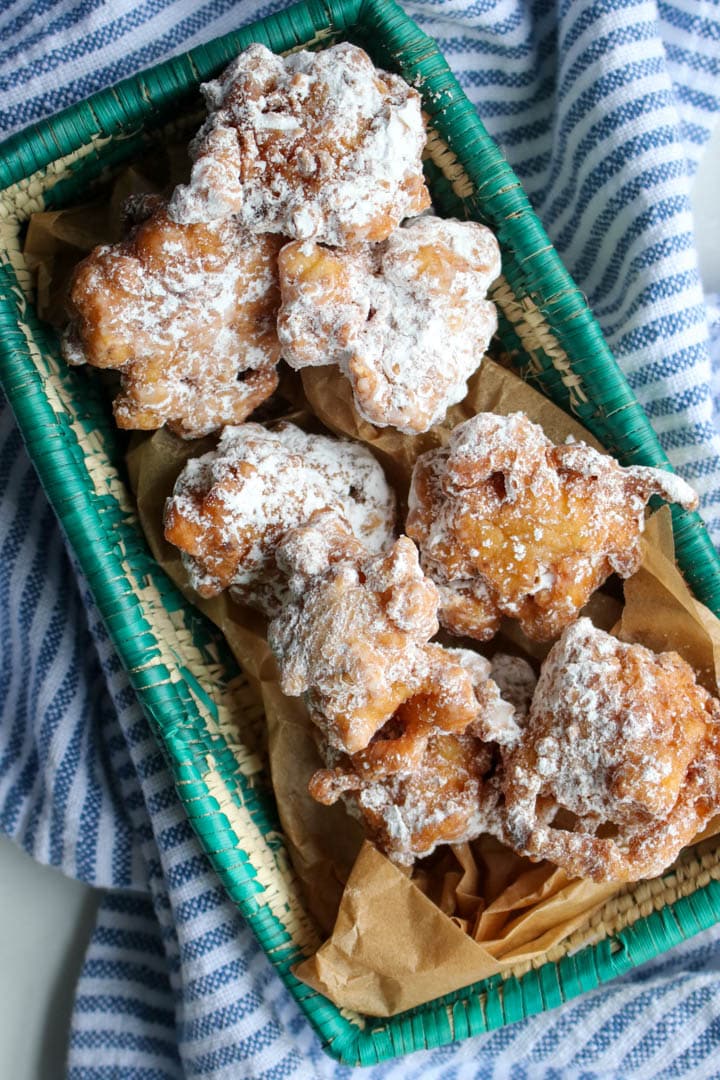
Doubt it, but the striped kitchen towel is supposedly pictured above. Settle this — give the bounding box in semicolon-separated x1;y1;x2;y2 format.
2;0;720;1076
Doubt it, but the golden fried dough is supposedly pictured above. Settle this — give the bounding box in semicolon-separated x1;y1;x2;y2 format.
268;513;441;754
169;42;430;245
407;412;698;641
164;423;395;613
64;202;282;438
308;645;515;864
277;216;501;433
500;619;720;882
311;729;494;866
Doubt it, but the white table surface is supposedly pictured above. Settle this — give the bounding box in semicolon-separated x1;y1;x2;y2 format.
2;119;720;1080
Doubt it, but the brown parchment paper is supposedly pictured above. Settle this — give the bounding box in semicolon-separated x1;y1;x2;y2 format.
26;187;720;1018
616;508;720;694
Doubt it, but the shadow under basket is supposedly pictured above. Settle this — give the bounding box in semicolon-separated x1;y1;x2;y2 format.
2;0;720;1066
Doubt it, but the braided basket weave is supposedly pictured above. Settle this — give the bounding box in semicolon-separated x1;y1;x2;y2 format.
2;0;720;1065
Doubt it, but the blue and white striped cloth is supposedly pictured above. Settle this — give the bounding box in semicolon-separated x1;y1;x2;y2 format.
2;1;720;1076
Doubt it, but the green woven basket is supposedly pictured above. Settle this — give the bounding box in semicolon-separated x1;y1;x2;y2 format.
2;0;720;1066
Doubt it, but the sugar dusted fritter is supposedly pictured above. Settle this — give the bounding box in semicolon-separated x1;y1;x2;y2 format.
310;728;493;866
308;644;516;865
163;423;396;614
168;42;430;245
500;619;720;882
268;513;445;755
407;412;698;641
63;201;283;438
277;216;501;434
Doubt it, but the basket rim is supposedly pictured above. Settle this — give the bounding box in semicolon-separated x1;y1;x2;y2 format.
2;0;720;1067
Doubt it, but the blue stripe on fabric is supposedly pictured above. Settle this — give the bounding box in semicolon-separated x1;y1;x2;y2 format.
0;0;289;130
0;0;209;92
74;993;175;1026
448;62;550;90
578;201;692;307
112;681;142;714
42;594;100;873
410;0;527;34
71;1029;180;1057
616;305;707;357
0;0;107;65
183;1021;283;1075
456;75;557;119
658;421;720;451
699;487;720;511
257;1055;306;1080
675;455;720;482
675;83;720;115
626;340;709;389
556;20;659;104
179;988;263;1042
509;148;552;179
68;1068;178;1080
655;1000;720;1078
569;984;680;1067
174;886;227;925
97;723;136;886
601;269;701;337
179;918;245;965
157;820;194;851
164;854;212;889
493;114;554;148
146;786;181;815
665;40;720;78
77;722;114;879
558;0;654;56
426;27;554;64
134;752;167;780
96;892;153;918
643;382;711;419
0;0;67;44
93;924;167;956
83;958;172;989
0;470;35;777
539;86;678;221
679;119;716;150
548;128;683;245
1;594;70;834
657;1;720;41
184;953;253;1001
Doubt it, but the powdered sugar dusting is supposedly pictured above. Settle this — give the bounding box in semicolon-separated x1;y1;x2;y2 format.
164;423;396;613
407;411;700;641
307;644;514;864
64;202;283;438
269;519;440;754
501;618;720;881
168;42;430;246
278;215;501;433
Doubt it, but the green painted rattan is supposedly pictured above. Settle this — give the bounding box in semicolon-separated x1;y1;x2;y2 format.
2;0;720;1066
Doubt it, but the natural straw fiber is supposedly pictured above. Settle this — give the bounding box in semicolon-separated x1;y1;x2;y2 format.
2;0;720;1066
